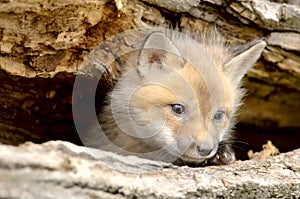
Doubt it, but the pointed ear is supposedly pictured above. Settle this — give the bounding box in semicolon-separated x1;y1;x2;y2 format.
137;31;181;77
224;40;266;82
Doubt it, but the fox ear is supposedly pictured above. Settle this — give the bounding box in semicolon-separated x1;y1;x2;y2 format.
138;31;181;76
224;40;266;82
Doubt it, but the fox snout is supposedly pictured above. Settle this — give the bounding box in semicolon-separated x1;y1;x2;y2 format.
197;142;216;157
182;141;218;161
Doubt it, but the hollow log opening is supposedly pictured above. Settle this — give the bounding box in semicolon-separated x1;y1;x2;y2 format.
0;0;299;161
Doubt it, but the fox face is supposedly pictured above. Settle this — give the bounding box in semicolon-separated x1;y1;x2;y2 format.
94;29;266;165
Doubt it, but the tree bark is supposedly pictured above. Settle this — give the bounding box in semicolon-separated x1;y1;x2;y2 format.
0;1;300;197
1;1;300;147
0;0;299;145
0;140;299;198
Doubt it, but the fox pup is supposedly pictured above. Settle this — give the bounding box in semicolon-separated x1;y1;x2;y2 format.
88;28;266;166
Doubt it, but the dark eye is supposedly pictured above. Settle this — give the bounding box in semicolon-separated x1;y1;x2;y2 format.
214;110;225;121
171;104;185;115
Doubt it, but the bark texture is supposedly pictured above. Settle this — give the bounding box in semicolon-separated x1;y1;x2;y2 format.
0;141;299;198
0;1;300;197
0;1;299;146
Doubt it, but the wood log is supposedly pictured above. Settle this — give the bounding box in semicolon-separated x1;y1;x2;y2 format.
0;140;299;198
0;2;299;196
0;1;299;147
0;0;299;141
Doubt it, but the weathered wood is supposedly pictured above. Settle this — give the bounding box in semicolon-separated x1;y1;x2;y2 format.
0;1;299;154
1;1;299;197
0;141;299;198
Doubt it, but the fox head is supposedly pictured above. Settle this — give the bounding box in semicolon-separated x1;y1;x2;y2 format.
104;29;266;164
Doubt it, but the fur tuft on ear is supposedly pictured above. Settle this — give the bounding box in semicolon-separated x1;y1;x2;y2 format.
137;31;182;77
224;40;266;82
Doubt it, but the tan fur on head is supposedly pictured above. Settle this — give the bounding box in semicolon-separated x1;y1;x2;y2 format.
89;27;266;165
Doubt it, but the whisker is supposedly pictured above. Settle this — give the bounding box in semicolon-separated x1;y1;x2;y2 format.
234;140;250;146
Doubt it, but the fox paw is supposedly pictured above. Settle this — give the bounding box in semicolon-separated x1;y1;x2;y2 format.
206;142;235;165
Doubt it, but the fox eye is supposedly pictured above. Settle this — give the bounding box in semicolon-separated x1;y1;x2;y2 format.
214;110;225;121
171;104;185;115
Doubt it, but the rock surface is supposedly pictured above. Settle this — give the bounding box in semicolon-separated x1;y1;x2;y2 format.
0;140;299;198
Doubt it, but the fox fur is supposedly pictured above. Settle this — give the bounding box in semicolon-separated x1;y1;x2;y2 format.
88;28;266;166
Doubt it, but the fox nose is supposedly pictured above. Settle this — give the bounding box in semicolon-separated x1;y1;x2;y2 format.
197;143;214;156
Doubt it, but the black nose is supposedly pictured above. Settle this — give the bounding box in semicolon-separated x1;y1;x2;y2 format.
198;143;214;156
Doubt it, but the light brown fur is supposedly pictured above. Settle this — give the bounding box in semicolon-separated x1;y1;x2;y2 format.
88;28;266;165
